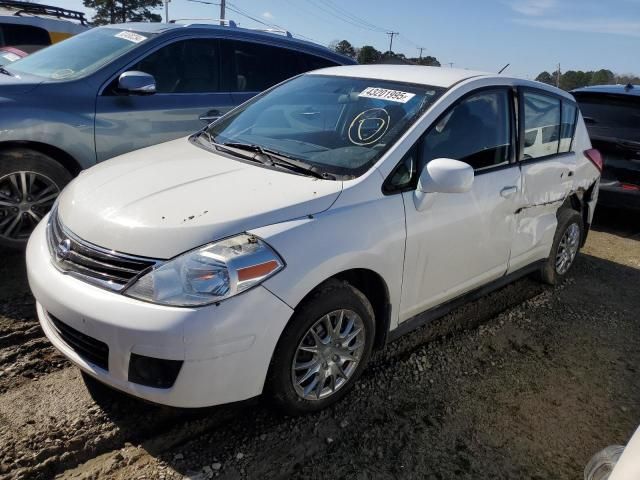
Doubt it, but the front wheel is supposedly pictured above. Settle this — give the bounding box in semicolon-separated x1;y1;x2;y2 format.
267;280;375;415
539;209;584;285
0;149;72;249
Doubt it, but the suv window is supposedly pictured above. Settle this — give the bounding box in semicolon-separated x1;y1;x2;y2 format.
521;91;561;159
131;39;219;93
0;24;50;47
224;40;338;92
574;94;640;143
419;89;511;172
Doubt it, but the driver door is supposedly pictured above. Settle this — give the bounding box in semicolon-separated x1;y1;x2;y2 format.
398;88;522;321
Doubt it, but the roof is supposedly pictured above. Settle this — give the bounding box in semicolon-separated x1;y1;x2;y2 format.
308;65;491;88
571;84;640;97
106;22;354;64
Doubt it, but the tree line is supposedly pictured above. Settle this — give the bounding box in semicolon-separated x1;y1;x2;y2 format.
535;69;640;91
329;40;441;66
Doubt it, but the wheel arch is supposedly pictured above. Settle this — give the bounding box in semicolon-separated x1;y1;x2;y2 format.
292;268;392;351
0;141;82;176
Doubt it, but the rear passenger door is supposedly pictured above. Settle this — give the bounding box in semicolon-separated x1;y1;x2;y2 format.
508;88;578;271
220;40;339;106
95;38;234;162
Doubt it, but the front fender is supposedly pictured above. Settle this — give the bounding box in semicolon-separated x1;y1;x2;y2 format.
250;191;406;332
0;82;96;168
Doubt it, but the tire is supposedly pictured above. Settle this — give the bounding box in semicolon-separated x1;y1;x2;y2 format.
0;148;72;249
539;208;584;285
267;279;376;415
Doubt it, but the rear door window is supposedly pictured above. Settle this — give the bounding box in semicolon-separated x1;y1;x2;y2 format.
222;40;338;92
521;91;561;160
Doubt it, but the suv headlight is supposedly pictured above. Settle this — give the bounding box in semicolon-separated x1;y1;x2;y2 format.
125;234;284;307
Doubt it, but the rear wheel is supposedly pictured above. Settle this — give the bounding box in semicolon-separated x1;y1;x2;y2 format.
539;209;583;285
0;149;72;249
267;280;375;415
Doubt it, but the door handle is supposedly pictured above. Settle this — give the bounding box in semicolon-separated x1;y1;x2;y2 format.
500;186;518;198
199;110;222;122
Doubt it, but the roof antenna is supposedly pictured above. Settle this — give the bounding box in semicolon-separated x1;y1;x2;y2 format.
498;63;510;74
624;83;634;91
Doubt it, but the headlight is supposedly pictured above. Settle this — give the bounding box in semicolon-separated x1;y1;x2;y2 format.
584;445;625;480
125;234;284;307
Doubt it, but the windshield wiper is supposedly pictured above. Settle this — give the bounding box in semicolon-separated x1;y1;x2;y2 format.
221;142;333;180
0;67;13;76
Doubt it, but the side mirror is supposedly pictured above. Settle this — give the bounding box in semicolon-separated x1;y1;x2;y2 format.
414;158;474;211
118;71;156;95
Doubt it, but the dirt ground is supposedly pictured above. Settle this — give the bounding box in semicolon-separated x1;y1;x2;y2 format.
0;206;639;480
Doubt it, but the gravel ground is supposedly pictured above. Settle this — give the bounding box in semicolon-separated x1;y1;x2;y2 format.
0;206;638;480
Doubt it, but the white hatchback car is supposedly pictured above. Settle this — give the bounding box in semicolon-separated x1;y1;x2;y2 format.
26;65;601;414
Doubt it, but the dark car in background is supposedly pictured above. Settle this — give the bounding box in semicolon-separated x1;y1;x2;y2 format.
0;21;354;248
572;84;640;211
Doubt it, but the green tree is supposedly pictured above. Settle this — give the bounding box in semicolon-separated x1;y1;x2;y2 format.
560;70;583;91
83;0;162;25
333;40;356;59
535;71;554;85
590;69;615;86
357;45;381;64
410;55;441;67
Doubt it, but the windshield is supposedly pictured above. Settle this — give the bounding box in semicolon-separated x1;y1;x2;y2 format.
5;27;154;80
205;74;444;177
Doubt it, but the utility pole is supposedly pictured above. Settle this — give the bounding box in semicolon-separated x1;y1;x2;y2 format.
220;0;226;25
448;62;454;68
417;47;425;59
164;0;170;22
386;32;399;53
556;63;561;87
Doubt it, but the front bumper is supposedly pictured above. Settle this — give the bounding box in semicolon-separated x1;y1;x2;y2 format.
26;219;293;408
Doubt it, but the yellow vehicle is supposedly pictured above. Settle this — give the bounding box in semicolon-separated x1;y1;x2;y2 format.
0;0;87;51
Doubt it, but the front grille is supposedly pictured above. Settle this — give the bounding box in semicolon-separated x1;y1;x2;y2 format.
47;209;160;291
49;313;109;371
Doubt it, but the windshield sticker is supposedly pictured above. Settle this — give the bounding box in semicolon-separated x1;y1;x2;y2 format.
359;87;416;104
115;31;147;43
348;108;390;146
1;52;20;62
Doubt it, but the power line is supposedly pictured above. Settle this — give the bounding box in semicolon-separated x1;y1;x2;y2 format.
320;0;389;33
225;2;320;44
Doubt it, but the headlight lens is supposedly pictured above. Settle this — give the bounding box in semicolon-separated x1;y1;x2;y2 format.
125;234;284;306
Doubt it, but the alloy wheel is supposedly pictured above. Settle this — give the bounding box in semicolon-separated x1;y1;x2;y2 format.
555;222;580;275
0;171;60;242
291;309;366;401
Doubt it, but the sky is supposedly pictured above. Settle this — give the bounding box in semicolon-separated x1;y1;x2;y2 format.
35;0;640;79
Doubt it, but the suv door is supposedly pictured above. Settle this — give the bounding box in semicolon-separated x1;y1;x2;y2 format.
220;39;339;106
508;89;578;272
395;88;522;321
94;38;234;162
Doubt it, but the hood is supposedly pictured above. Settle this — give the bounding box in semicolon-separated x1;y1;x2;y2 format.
0;71;43;95
57;138;343;258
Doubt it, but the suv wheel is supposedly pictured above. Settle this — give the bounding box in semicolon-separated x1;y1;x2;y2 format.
0;149;72;249
267;279;375;415
540;209;584;285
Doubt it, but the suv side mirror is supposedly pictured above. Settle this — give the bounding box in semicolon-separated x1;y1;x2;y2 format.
414;158;474;211
118;71;156;95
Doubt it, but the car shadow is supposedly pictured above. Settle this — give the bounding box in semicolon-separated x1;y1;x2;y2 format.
592;205;640;238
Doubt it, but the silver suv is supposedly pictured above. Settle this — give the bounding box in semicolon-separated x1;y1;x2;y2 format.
0;22;354;248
